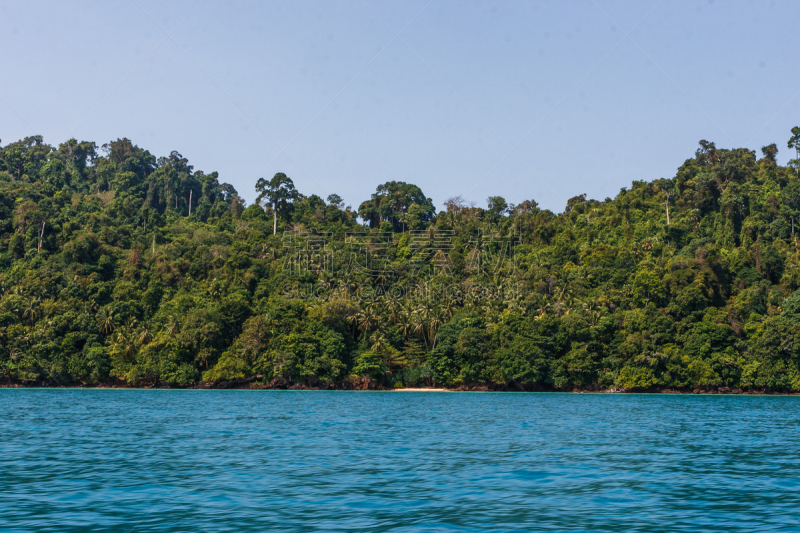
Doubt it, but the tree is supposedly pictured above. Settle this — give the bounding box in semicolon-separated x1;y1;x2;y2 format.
97;308;115;335
326;194;344;208
564;193;587;213
255;173;300;235
760;143;778;164
782;181;800;234
486;196;509;226
230;194;245;220
632;270;665;307
8;130;800;392
23;298;40;327
655;179;675;226
788;126;800;175
358;181;435;230
0;135;50;181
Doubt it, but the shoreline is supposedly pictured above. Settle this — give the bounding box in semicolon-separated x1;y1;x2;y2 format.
1;381;798;395
391;388;448;392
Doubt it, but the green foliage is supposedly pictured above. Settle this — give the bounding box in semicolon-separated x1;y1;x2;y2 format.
352;350;386;381
357;181;435;231
255;173;299;235
617;366;657;389
3;132;800;391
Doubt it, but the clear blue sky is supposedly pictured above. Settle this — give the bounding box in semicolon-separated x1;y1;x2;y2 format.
1;0;798;213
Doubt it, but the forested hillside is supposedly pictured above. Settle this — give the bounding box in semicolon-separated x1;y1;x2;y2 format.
2;131;800;391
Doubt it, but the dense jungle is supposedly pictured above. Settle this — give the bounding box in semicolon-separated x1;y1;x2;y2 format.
2;130;800;391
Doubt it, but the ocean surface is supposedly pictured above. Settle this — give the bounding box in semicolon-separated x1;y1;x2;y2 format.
1;390;799;532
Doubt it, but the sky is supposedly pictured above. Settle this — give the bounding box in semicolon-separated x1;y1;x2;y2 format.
1;0;799;213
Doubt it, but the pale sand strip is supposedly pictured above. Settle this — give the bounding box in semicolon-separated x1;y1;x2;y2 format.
392;388;448;392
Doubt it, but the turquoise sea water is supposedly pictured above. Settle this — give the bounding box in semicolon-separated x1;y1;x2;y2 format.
1;390;799;532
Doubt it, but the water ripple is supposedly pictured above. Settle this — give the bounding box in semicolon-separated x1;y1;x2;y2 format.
1;391;799;532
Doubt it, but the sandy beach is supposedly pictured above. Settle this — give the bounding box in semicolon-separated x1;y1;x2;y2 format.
393;388;448;392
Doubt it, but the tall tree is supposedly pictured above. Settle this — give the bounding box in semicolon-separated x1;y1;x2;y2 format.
357;181;435;230
326;194;344;208
788;126;800;175
256;173;300;235
486;196;509;226
761;143;778;164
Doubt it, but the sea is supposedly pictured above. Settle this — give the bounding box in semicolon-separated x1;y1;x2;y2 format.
1;389;799;532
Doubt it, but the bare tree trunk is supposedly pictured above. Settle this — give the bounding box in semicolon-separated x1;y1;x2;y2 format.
188;190;192;217
665;193;670;225
38;221;45;253
273;201;278;235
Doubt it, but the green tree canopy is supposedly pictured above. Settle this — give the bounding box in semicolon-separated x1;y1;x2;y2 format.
256;172;300;235
357;181;435;230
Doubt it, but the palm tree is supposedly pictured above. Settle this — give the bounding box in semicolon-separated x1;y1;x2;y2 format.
398;212;408;233
398;314;414;340
552;285;573;316
22;298;40;327
553;284;570;302
97;308;115;335
417;301;433;321
137;327;153;345
363;297;380;313
370;332;390;353
85;299;99;315
428;308;444;351
384;295;403;324
164;315;179;337
582;299;605;327
412;312;428;350
346;307;362;339
113;331;137;363
123;317;138;333
209;278;223;301
357;308;378;334
503;290;525;314
465;285;482;306
376;269;391;288
441;296;457;320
